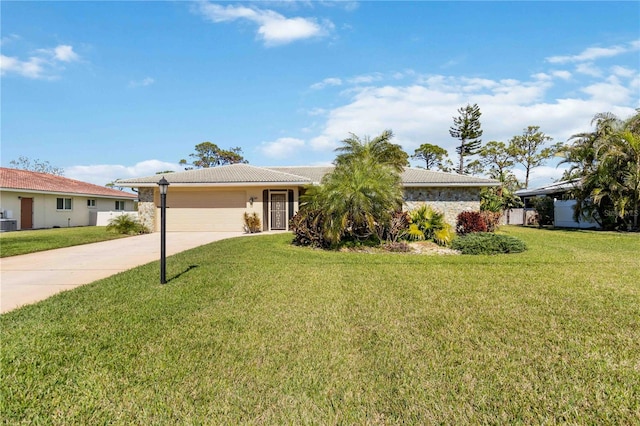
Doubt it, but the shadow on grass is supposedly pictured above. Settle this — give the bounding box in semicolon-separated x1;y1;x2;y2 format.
167;265;199;283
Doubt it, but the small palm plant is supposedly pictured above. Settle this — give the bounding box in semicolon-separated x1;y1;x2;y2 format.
106;214;149;235
405;205;454;246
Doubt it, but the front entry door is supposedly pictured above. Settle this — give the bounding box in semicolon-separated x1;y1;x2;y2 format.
270;193;287;230
20;198;33;229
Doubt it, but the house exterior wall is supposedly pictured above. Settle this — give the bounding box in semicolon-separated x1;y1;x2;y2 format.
137;187;156;231
403;187;482;226
0;190;135;230
141;186;299;232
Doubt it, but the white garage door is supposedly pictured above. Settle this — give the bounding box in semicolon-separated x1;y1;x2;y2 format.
163;190;246;232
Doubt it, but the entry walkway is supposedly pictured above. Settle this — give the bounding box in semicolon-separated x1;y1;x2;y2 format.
0;232;243;313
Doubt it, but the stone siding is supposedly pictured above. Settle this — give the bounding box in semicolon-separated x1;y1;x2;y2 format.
403;187;482;226
137;187;156;232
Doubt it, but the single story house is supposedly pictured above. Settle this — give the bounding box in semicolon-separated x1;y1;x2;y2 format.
515;179;600;229
0;167;137;231
116;164;498;232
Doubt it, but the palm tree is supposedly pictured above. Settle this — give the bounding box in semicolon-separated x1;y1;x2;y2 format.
563;110;640;230
293;130;407;246
320;155;403;244
334;129;408;172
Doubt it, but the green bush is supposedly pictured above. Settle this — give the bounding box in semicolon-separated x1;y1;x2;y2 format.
451;232;527;255
106;214;149;235
405;205;454;246
531;196;554;226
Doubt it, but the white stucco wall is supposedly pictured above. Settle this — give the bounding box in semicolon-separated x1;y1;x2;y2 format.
0;190;135;230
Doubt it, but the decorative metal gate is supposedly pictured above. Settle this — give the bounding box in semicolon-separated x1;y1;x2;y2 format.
270;193;287;230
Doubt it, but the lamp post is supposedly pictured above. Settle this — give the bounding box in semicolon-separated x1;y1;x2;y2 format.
158;177;170;284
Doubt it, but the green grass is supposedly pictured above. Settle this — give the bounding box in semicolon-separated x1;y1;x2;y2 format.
0;227;130;258
1;227;639;424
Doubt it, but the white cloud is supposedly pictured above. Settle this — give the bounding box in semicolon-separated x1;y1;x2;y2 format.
307;68;637;159
194;2;333;46
0;34;21;46
1;44;80;79
610;65;636;78
53;45;79;62
0;54;48;79
546;40;639;64
65;160;183;187
310;77;342;90
259;137;305;159
348;73;384;85
581;78;632;104
129;77;155;88
575;62;602;77
551;70;572;80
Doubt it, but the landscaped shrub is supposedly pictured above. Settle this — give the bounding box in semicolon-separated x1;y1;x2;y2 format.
456;211;487;235
385;211;410;243
531;196;554;226
243;212;262;233
480;211;502;232
106;214;149;235
405;205;454;246
451;232;527;254
290;209;329;248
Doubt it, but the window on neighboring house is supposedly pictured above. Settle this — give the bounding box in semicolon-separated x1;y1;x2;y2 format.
115;200;125;211
87;199;96;208
57;198;72;210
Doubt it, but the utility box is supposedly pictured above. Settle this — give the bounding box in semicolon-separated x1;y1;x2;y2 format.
0;219;18;232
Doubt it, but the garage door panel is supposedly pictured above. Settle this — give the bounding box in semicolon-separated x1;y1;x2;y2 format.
167;191;245;208
165;208;245;232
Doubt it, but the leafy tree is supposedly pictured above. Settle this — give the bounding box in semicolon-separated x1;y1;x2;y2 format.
449;103;483;174
478;140;522;213
179;142;247;169
479;141;515;179
465;159;485;176
411;143;449;170
507;126;560;188
562;111;640;230
9;156;64;176
105;181;125;191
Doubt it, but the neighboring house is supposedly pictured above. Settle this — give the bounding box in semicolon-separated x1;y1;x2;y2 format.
116;164;498;232
0;167;137;231
515;179;600;229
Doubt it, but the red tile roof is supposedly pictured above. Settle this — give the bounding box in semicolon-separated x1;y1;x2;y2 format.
0;168;136;198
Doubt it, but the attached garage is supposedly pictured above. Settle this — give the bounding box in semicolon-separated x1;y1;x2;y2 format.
159;188;248;232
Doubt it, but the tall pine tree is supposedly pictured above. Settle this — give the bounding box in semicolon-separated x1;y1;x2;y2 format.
449;103;483;174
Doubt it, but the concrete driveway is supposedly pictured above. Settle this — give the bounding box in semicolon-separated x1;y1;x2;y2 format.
0;232;244;314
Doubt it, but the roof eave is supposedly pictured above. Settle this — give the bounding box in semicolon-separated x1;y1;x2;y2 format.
402;182;500;188
117;181;311;188
0;187;137;198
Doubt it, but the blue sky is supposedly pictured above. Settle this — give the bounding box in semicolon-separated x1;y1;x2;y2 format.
2;1;639;189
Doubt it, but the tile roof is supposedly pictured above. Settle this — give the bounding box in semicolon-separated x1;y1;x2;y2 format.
116;164;314;185
0;168;137;198
116;164;499;187
400;168;499;186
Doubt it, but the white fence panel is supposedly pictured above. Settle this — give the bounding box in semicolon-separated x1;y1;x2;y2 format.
96;211;138;226
554;200;600;229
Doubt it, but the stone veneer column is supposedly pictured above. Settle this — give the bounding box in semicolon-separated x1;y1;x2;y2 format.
137;187;156;232
403;187;482;227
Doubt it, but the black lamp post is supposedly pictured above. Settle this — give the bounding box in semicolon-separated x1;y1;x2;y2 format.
158;177;170;284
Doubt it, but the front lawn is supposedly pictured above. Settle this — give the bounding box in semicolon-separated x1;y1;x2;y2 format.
1;227;638;424
0;227;130;258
